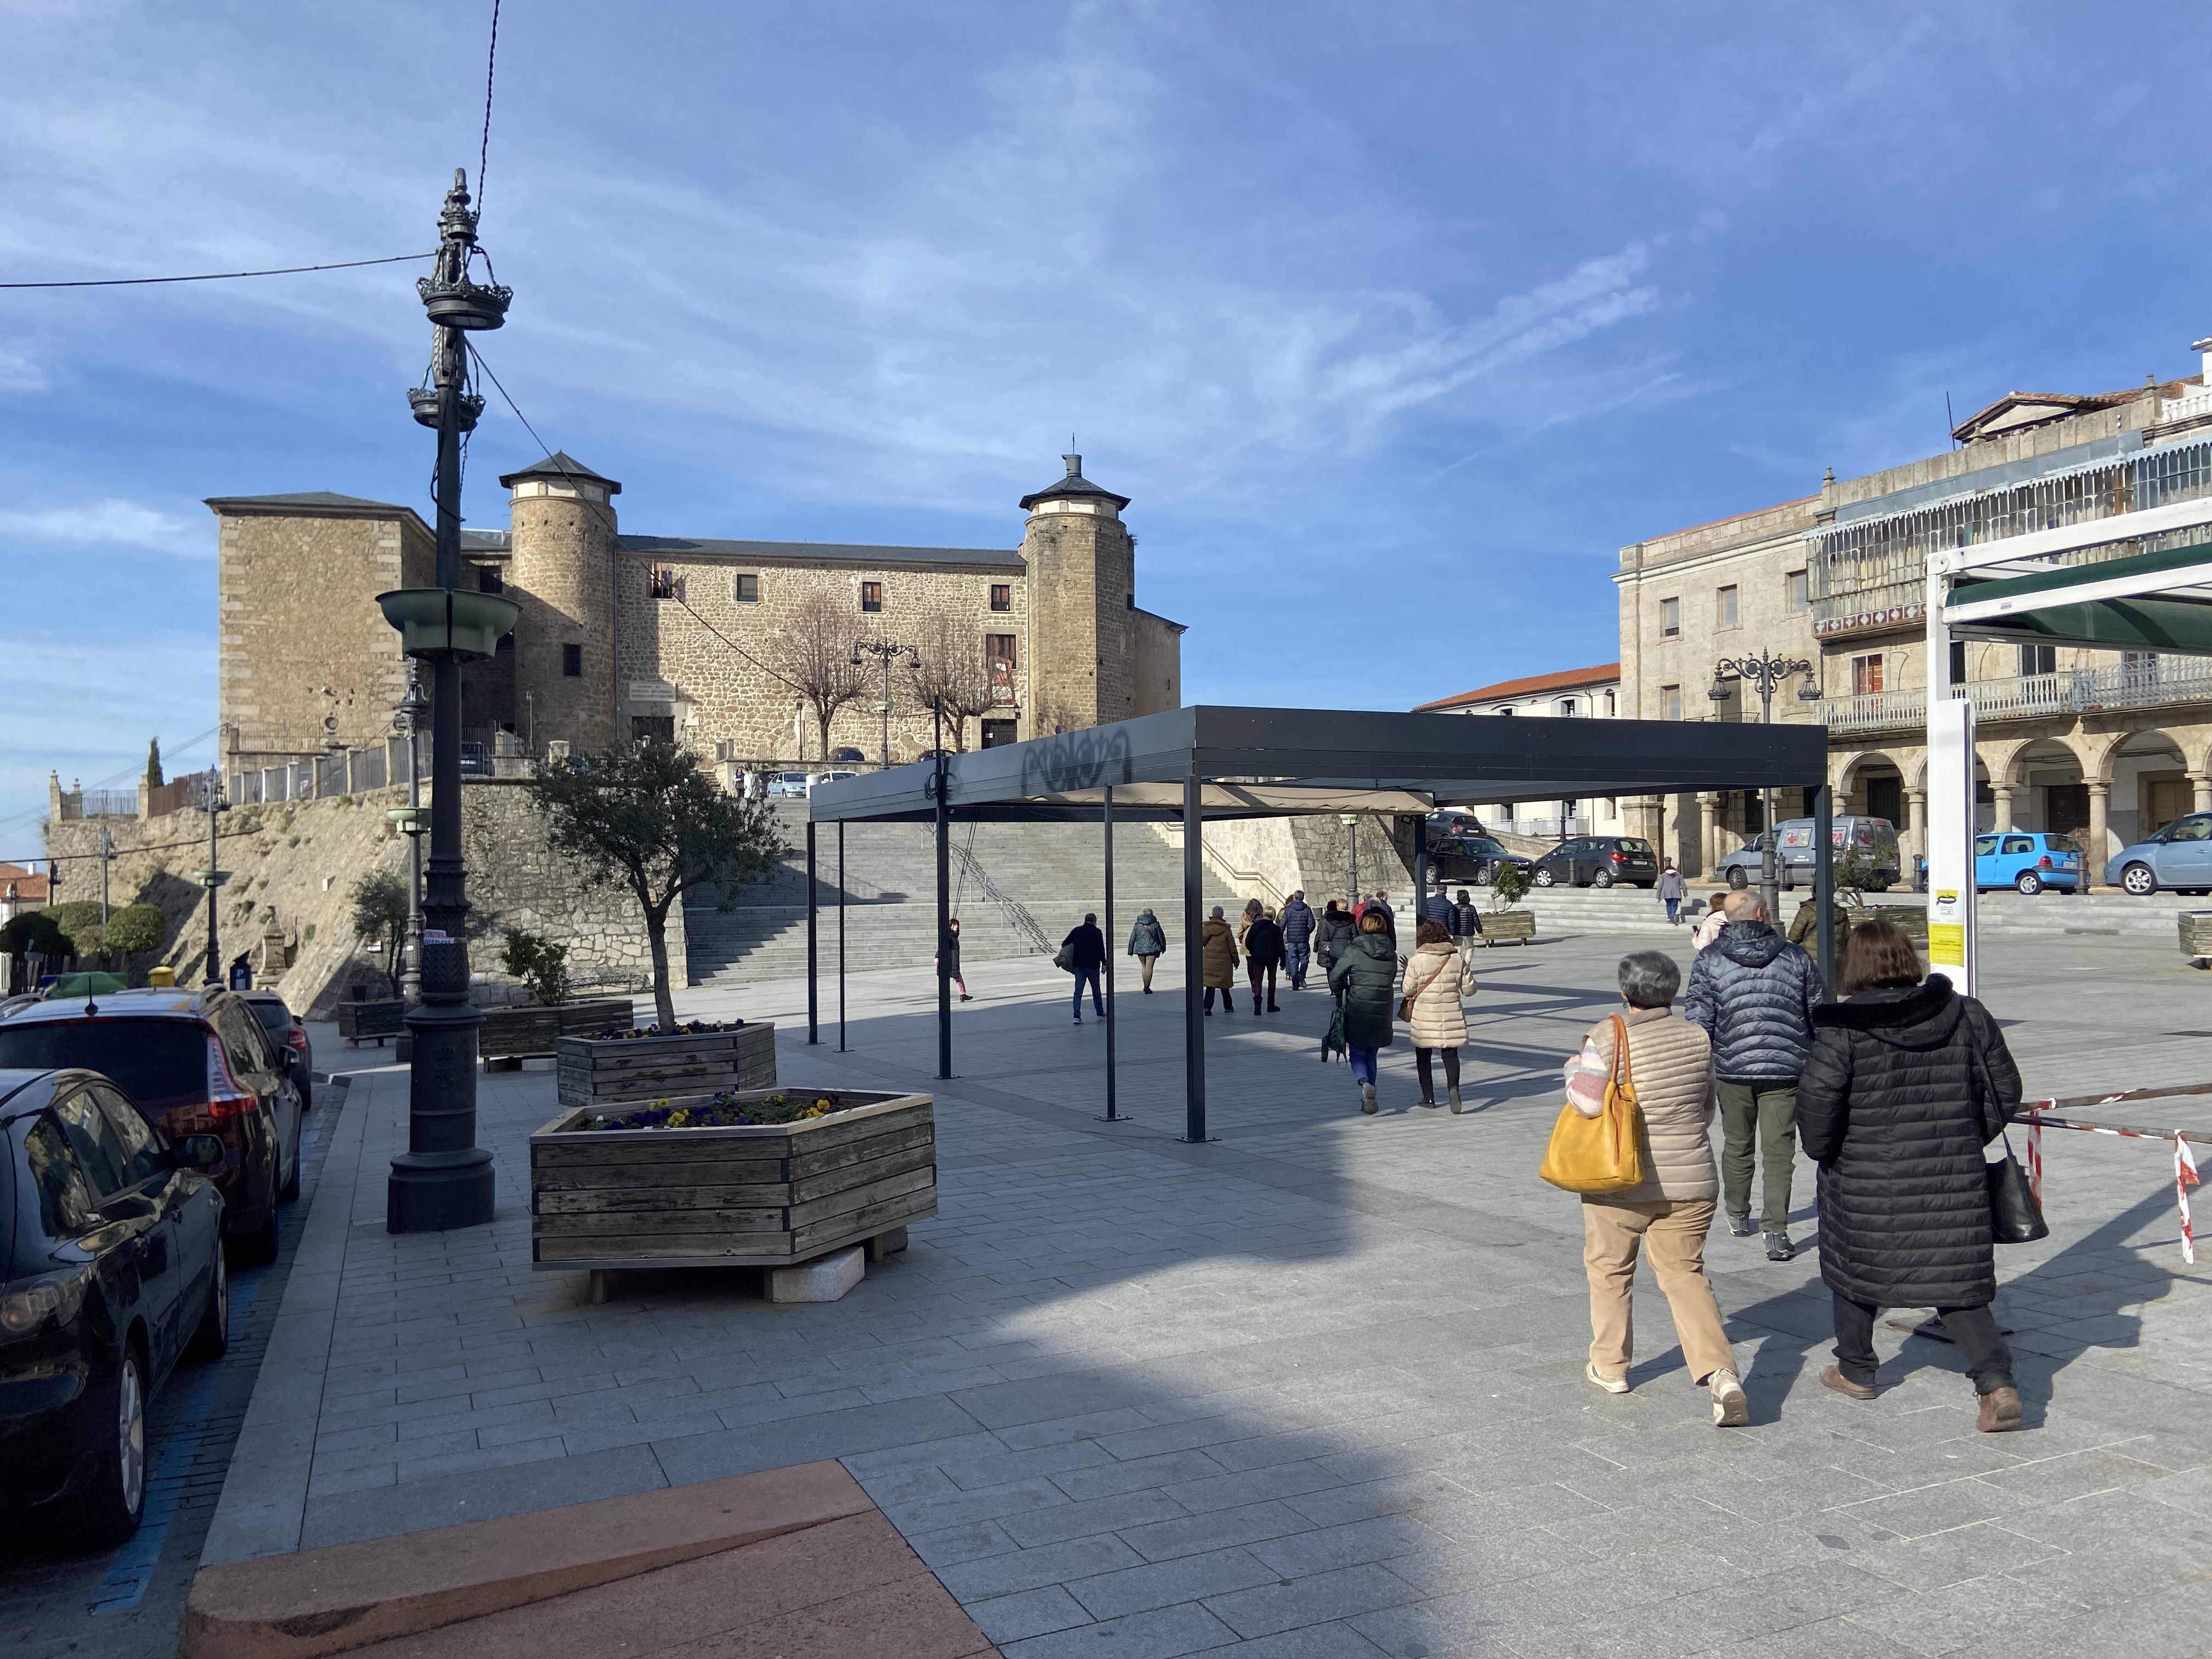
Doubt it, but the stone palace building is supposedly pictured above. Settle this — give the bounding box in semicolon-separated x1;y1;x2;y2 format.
1615;336;2212;882
210;451;1182;793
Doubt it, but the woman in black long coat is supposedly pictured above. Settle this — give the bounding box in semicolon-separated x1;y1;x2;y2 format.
1797;917;2024;1431
936;917;970;1003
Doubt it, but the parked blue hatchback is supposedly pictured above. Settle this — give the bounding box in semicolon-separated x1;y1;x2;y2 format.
1975;832;2081;894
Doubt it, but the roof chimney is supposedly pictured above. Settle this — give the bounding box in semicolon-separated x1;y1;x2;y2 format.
2194;337;2212;386
1063;453;1082;477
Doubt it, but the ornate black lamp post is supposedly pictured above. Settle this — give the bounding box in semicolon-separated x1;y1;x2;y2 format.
849;638;916;767
376;169;519;1234
1710;648;1820;921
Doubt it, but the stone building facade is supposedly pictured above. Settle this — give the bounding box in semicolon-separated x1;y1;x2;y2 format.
208;452;1183;786
1616;336;2212;885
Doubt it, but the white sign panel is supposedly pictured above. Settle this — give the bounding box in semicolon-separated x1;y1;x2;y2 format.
1925;696;1977;994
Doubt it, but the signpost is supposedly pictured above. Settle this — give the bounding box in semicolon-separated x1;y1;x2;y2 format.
1926;696;1977;995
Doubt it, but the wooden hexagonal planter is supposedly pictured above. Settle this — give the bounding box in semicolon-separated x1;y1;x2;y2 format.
527;1088;934;1272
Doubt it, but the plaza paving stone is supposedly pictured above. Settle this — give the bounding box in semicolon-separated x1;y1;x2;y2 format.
201;927;2212;1656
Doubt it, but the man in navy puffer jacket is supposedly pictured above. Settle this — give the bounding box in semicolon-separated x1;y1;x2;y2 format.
1684;889;1824;1261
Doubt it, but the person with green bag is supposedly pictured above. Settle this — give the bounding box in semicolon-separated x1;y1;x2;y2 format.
1564;950;1746;1425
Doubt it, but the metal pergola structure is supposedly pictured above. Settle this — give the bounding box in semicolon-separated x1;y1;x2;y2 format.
804;706;1835;1142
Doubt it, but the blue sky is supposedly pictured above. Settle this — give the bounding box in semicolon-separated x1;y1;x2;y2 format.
2;1;2206;840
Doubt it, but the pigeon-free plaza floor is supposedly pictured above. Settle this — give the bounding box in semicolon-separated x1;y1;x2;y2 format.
201;926;2211;1659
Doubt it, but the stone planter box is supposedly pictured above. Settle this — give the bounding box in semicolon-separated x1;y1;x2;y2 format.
1479;910;1536;946
557;1024;777;1107
2179;911;2212;962
478;998;638;1063
338;998;405;1046
527;1088;934;1271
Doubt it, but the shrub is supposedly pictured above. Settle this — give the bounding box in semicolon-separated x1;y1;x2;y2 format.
46;900;105;956
501;929;572;1006
104;904;166;959
1489;861;1533;910
1;911;68;958
351;868;410;995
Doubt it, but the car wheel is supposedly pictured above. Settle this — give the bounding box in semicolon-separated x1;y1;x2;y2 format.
1533;868;1555;888
233;1200;280;1268
2016;871;2042;896
2121;862;2158;896
69;1341;147;1545
1727;868;1748;891
186;1244;230;1363
1590;870;1615;889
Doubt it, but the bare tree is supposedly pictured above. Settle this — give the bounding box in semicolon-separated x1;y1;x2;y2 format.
774;590;868;761
907;611;1001;751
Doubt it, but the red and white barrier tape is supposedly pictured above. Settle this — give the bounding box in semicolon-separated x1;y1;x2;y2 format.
2012;1091;2209;1265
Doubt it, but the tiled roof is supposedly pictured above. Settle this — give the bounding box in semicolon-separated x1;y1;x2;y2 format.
1415;663;1620;712
0;862;52;903
1019;454;1131;512
205;491;422;520
497;451;621;494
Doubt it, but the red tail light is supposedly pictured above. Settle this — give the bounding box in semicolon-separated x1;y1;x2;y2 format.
2039;855;2052;868
1609;851;1626;862
205;1036;256;1119
207;1093;259;1120
286;1029;308;1054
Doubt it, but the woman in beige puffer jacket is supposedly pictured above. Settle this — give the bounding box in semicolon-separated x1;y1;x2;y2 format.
1567;949;1746;1427
1401;919;1469;1111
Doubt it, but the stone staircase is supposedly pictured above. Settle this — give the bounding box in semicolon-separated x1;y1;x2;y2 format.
685;806;1238;986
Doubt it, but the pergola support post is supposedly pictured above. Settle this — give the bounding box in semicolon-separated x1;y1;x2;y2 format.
1101;784;1119;1121
935;757;952;1081
1182;766;1207;1142
1814;783;1836;997
837;822;847;1053
806;821;818;1045
1412;814;1429;931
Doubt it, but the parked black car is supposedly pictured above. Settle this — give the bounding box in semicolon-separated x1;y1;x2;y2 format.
1429;833;1536;886
242;991;314;1118
1;1068;228;1542
0;988;302;1264
1532;835;1661;889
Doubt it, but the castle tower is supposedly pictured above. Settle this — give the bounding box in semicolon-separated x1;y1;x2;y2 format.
1018;454;1135;734
501;452;619;754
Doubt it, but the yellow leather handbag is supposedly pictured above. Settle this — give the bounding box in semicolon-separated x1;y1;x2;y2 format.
1539;1014;1645;1194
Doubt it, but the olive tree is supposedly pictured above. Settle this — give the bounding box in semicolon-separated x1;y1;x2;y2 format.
524;736;786;1029
351;869;410;996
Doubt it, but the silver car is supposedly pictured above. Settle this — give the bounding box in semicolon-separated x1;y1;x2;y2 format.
2105;811;2212;895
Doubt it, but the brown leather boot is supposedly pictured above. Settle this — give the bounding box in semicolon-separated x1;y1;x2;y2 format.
1819;1364;1876;1402
1976;1386;2023;1432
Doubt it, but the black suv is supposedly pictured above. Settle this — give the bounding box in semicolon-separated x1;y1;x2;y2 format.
1;1068;228;1541
1429;833;1536;886
1533;836;1660;889
0;988;302;1263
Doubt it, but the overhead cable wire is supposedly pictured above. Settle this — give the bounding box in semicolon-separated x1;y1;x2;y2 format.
0;252;436;290
466;340;817;703
477;0;502;220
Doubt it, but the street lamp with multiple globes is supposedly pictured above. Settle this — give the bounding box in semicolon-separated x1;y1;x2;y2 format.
849;638;917;768
374;169;521;1234
1709;648;1822;921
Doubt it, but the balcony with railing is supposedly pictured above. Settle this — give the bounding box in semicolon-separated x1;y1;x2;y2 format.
1812;658;2212;736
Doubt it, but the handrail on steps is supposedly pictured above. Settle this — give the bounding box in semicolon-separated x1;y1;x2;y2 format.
950;843;1053;955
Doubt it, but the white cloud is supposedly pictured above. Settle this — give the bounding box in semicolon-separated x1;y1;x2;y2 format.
0;499;206;557
0;346;46;392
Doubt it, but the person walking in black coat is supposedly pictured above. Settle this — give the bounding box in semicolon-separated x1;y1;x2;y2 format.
1244;909;1285;1012
937;917;971;1002
1797;917;2025;1432
1315;901;1355;976
1062;913;1107;1024
1684;889;1823;1261
1279;891;1316;990
1327;910;1399;1115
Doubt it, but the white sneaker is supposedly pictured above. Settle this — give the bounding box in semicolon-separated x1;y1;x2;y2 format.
1584;1362;1629;1395
1709;1368;1748;1427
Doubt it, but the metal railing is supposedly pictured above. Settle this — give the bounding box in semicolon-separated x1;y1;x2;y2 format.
230;738;416;806
949;843;1053;955
1813;659;2212;734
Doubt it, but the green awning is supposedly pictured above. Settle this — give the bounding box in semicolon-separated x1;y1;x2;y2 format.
1946;537;2212;655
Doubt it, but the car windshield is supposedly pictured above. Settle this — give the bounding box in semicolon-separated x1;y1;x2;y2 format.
0;1019;207;1114
2046;834;2083;854
245;1000;290;1037
2164;817;2212;843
